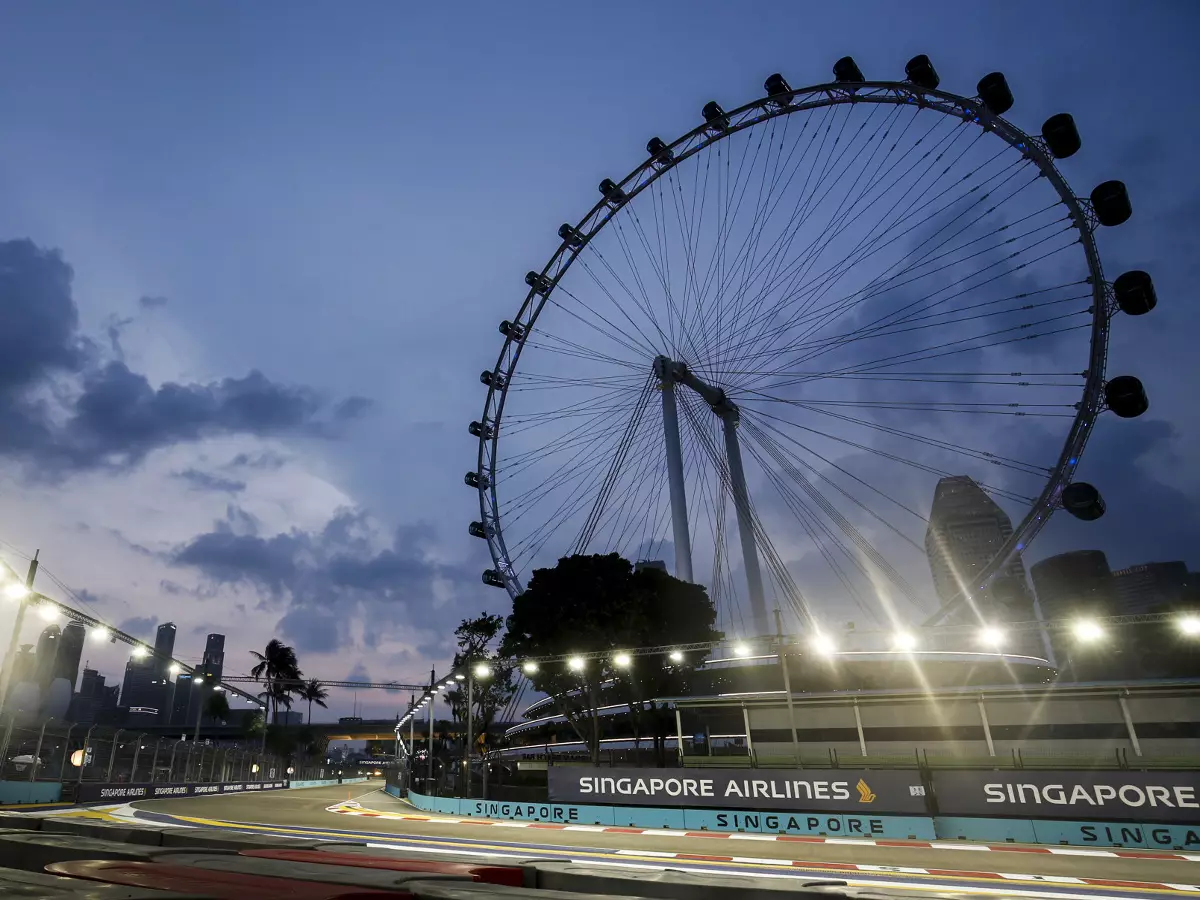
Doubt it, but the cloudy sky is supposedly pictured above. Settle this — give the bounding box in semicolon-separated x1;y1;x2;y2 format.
1;2;1197;719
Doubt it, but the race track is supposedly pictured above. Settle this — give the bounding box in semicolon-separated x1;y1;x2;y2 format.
128;782;1200;899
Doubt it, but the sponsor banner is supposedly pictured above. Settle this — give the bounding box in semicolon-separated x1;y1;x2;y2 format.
76;779;289;804
932;770;1200;823
548;766;928;814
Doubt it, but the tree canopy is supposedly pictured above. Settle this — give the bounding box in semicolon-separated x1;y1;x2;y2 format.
500;553;721;763
444;612;516;749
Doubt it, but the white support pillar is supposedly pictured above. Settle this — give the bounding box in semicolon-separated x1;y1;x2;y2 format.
722;416;767;635
674;707;685;760
977;696;996;757
741;703;755;762
657;361;693;583
1118;691;1142;758
852;701;867;757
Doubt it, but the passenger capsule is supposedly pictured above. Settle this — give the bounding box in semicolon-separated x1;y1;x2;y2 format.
646;136;674;162
1061;482;1106;522
464;471;488;489
499;320;525;340
599;178;626;203
1091;180;1132;227
977;72;1014;115
469;521;491;539
482;569;506;588
1113;270;1156;316
1105;375;1149;418
702;101;729;130
525;271;552;295
468;420;494;439
833;56;864;83
480;370;507;389
764;72;794;105
904;54;940;90
1042;113;1081;159
558;223;584;248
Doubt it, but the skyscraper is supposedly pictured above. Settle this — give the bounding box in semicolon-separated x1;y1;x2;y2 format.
55;623;86;690
34;625;61;689
154;623;177;674
1111;561;1190;614
203;633;225;684
1030;551;1118;621
925;475;1031;617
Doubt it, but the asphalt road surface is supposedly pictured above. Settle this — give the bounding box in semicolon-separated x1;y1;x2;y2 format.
131;782;1199;899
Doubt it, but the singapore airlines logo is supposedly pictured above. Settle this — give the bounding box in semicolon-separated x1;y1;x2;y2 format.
856;779;877;803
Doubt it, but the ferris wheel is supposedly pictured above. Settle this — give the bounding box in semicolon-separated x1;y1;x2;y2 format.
468;55;1155;641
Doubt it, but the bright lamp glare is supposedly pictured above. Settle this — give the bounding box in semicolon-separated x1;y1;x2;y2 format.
37;604;58;622
91;627;110;642
130;645;148;659
473;663;492;679
668;650;684;663
567;656;585;672
454;673;465;680
168;664;181;676
810;633;836;657
979;627;1006;649
732;643;751;658
1072;619;1105;642
522;661;538;674
613;652;632;668
4;583;29;600
1178;614;1200;637
892;631;918;651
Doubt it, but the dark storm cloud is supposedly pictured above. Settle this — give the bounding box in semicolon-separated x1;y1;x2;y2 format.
169;508;475;654
0;238;371;475
175;468;247;493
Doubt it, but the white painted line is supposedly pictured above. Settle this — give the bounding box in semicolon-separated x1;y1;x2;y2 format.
727;834;777;841
1046;848;1119;857
930;842;992;851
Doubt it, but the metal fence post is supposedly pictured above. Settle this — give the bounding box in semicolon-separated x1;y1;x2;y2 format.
57;724;76;782
131;735;147;782
106;730;125;782
29;720;50;782
150;738;161;782
77;726;94;784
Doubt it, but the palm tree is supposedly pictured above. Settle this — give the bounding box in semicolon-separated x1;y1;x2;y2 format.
204;690;231;724
299;679;329;724
250;639;302;724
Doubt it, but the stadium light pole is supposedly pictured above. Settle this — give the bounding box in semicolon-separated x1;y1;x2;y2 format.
0;551;39;717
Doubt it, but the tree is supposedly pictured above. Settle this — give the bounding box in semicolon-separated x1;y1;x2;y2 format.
500;553;721;765
299;679;329;724
204;690;231;725
250;639;302;724
444;613;517;750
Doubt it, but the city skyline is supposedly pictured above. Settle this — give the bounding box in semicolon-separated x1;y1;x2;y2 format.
2;4;1198;718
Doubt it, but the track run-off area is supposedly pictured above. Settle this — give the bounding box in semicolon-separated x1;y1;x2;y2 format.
90;781;1200;900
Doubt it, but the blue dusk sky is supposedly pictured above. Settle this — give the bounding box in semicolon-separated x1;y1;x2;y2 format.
1;2;1197;718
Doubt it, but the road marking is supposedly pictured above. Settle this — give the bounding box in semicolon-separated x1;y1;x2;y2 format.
325;800;1200;862
124;803;1200;897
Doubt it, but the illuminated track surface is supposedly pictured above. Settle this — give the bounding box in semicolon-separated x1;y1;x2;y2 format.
124;783;1199;900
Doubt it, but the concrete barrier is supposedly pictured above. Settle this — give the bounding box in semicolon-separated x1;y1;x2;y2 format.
0;832;228;871
289;777;369;789
39;818;166;846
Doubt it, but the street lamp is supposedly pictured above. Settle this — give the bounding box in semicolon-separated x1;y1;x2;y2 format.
567;656;585;672
130;645;148;659
1071;619;1105;643
668;650;684;664
732;643;751;657
613;652;632;669
473;663;491;679
522;661;538;674
978;626;1006;649
892;631;918;651
91;627;110;642
1178;614;1200;637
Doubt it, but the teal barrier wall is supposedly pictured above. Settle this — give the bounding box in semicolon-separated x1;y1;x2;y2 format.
403;790;1199;848
0;781;63;805
289;777;369;789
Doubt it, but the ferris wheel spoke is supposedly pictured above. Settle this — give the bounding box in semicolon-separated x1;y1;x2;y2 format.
717;113;982;365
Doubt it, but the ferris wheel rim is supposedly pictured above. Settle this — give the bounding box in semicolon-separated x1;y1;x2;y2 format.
474;75;1113;613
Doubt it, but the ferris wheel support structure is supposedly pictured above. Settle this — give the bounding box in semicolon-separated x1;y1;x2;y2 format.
656;355;769;634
